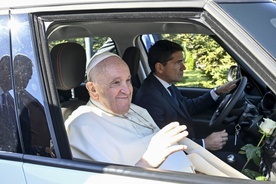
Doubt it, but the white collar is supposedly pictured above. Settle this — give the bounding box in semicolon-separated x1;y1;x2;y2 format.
153;74;172;91
88;98;126;117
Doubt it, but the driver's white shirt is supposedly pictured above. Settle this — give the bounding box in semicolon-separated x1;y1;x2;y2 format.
154;74;219;101
65;99;195;173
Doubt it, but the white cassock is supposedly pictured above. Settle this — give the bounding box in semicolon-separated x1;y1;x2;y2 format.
65;99;248;179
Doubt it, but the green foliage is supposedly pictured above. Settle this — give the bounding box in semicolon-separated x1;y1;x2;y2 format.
185;52;195;70
48;38;85;51
48;37;109;53
175;69;212;88
239;143;263;180
239;144;261;166
162;34;236;88
238;129;273;180
91;37;109;52
242;169;262;180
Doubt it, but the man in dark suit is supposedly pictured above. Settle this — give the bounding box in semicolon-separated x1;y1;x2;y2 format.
134;40;244;170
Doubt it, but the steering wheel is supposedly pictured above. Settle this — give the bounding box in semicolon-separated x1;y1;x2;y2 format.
209;76;247;127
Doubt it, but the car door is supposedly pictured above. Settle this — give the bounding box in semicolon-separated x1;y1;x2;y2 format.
5;10;203;184
4;1;275;183
0;12;27;184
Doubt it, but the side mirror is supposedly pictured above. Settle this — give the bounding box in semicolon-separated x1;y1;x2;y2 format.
227;65;240;81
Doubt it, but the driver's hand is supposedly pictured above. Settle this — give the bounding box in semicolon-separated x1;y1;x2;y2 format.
136;122;188;168
216;80;238;95
204;130;228;151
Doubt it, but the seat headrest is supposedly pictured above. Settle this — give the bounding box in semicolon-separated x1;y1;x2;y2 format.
122;46;140;77
51;43;86;90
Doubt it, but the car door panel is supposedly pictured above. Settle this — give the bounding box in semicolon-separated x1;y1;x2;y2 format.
21;157;218;184
0;159;26;183
23;164;179;184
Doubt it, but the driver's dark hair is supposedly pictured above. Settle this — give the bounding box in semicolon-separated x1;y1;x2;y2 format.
148;40;184;73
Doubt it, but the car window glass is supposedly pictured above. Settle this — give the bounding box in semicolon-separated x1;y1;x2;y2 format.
11;14;52;156
0;15;20;153
141;33;237;88
219;2;276;59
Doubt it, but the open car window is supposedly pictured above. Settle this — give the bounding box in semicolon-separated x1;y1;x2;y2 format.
141;33;238;89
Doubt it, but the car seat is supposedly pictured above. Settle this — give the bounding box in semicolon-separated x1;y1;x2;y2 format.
122;46;141;101
51;42;87;121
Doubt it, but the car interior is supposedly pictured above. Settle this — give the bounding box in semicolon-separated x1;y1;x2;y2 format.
43;9;276;179
50;42;88;121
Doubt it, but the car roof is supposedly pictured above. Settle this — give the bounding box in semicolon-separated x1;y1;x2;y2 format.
0;0;206;15
1;0;206;10
0;0;272;13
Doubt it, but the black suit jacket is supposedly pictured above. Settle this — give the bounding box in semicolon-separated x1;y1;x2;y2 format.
0;93;19;152
134;72;217;146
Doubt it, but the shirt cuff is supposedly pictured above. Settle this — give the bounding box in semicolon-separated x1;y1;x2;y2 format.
210;89;219;101
202;139;206;148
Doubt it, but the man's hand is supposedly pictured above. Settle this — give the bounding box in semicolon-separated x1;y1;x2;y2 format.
136;122;188;168
215;79;239;95
204;130;228;151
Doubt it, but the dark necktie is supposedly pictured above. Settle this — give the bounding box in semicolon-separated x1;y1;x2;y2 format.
168;85;179;106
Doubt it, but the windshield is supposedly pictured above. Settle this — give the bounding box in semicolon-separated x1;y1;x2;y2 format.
219;2;276;60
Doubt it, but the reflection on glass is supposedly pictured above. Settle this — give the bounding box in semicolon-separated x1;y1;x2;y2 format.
14;54;51;156
0;55;19;152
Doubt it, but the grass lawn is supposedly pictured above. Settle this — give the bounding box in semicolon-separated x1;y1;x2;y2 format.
176;69;212;88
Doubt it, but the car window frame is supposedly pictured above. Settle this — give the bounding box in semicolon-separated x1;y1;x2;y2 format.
31;6;276;184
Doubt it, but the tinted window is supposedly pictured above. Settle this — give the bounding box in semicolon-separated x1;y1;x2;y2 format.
219;2;276;59
0;15;20;153
11;14;52;156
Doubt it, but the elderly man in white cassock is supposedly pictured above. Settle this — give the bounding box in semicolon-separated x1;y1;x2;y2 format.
65;52;248;179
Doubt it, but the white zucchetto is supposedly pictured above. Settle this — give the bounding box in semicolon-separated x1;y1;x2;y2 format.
86;52;121;80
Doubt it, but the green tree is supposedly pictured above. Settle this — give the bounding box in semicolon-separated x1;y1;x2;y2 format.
48;38;85;51
193;35;236;85
48;37;108;53
162;34;236;87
